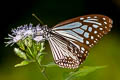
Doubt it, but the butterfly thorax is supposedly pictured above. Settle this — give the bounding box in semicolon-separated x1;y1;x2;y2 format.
33;25;51;42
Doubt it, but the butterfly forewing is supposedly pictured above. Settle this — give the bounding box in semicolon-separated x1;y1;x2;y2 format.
52;14;113;48
49;14;113;69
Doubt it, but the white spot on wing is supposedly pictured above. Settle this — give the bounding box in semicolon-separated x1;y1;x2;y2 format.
80;17;84;20
103;18;106;20
94;40;97;43
97;35;100;37
105;26;107;28
104;22;107;24
99;28;103;30
81;50;84;54
86;40;89;44
81;47;85;51
95;38;98;41
91;36;94;39
94;16;97;18
94;31;97;34
87;17;91;18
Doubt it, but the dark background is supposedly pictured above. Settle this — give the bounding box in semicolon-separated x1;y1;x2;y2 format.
0;0;120;80
0;0;120;38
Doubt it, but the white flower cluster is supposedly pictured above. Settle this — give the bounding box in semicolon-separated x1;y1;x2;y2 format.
5;23;46;46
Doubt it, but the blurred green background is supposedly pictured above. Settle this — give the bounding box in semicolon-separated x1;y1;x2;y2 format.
0;0;120;80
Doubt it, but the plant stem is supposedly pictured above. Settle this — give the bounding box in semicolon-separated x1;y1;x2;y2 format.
36;59;49;80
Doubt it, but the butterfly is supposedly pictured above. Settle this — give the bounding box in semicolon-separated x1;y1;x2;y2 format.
47;14;112;69
6;14;113;69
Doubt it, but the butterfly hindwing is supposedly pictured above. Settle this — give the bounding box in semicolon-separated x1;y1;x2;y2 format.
48;33;81;68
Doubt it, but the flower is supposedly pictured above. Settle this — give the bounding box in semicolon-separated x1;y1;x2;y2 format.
5;23;48;46
5;23;35;46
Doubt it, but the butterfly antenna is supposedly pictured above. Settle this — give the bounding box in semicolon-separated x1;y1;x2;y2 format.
32;13;44;25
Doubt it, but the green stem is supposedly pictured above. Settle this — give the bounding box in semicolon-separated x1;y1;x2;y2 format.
27;46;35;58
36;59;49;80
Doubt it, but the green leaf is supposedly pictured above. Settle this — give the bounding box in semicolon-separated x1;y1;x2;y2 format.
14;60;31;67
65;66;107;80
14;48;27;59
43;62;58;67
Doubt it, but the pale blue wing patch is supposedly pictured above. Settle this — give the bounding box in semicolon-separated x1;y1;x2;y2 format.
83;18;102;26
93;24;99;28
84;32;89;38
81;25;88;30
73;28;84;34
52;22;82;30
88;27;92;32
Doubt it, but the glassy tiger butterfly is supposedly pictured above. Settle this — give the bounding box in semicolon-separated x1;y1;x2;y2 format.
5;14;113;69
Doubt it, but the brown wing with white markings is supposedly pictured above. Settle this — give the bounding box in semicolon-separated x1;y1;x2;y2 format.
49;14;113;69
